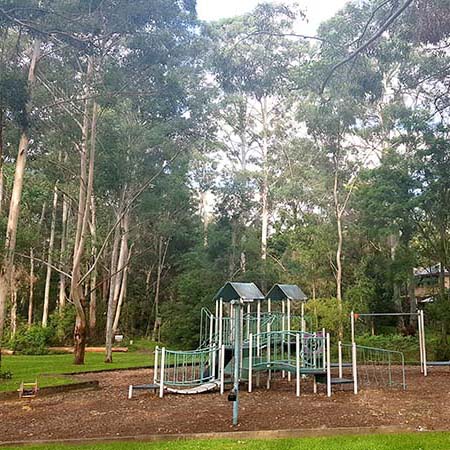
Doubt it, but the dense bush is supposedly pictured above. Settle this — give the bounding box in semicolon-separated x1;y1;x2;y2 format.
9;325;55;355
0;370;12;379
305;298;351;337
48;307;76;345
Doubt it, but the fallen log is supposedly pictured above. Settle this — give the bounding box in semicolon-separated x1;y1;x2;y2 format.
49;347;128;353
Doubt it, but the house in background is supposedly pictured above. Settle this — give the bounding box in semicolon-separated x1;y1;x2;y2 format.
414;264;450;303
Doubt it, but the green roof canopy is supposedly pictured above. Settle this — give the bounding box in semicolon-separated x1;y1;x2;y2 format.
266;284;307;302
213;282;265;302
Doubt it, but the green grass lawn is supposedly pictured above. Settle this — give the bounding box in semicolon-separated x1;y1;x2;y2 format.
2;433;450;449
0;346;155;392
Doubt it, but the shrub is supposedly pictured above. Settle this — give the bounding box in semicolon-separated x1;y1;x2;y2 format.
10;325;55;355
48;306;76;345
0;370;12;380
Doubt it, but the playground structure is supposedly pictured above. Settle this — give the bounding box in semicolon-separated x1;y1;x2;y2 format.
129;282;422;424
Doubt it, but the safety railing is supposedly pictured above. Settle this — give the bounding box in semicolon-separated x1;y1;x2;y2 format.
154;345;218;391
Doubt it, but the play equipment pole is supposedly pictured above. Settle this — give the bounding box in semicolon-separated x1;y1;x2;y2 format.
421;309;427;376
215;300;219;340
267;321;271;389
209;306;215;349
218;298;223;349
232;300;241;426
351;311;355;344
338;340;343;379
248;333;253;392
296;333;300;397
321;327;326;371
301;302;305;333
418;311;424;373
287;299;292;382
159;347;166;398
154;347;159;384
256;300;261;353
246;303;251;339
220;343;225;394
326;332;331;397
352;342;358;394
282;300;286;378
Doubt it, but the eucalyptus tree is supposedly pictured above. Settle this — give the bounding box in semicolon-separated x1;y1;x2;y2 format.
294;1;396;332
208;4;305;270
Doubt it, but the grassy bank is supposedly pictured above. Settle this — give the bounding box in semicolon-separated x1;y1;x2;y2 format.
2;432;450;450
0;343;156;392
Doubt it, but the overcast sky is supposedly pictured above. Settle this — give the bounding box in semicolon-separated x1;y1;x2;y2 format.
197;0;350;32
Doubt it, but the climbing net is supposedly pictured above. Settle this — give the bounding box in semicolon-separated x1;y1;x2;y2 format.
341;344;406;390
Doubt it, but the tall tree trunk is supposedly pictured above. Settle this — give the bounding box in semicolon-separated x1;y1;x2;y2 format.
104;212;121;360
70;61;98;365
58;158;70;310
39;202;47;230
89;195;97;336
333;162;344;339
10;278;18;337
388;233;404;328
113;247;131;334
28;248;35;327
152;237;169;342
200;191;209;247
0;40;40;357
0;109;4;217
260;97;269;262
58;153;69;312
42;182;58;327
105;206;129;363
408;266;417;328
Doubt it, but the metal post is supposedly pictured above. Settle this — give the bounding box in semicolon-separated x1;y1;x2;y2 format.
421;310;427;377
246;303;251;339
287;299;292;381
218;298;223;350
154;346;159;384
326;333;331;397
159;347;166;398
301;302;305;333
232;300;241;426
296;333;300;397
256;300;261;353
248;333;253;392
338;340;343;379
352;342;358;394
281;300;286;378
267;321;271;389
322;328;326;372
418;312;424;373
209;307;214;349
351;311;355;344
220;344;225;394
215;299;219;341
212;345;216;380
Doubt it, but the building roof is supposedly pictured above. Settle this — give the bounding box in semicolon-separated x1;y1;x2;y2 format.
414;264;450;277
265;284;308;302
213;282;265;302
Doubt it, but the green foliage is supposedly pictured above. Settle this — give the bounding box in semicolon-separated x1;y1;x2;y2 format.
305;298;351;337
0;369;12;379
9;325;55;355
48;307;77;346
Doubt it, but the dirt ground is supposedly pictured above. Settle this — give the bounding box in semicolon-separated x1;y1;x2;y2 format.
1;366;450;443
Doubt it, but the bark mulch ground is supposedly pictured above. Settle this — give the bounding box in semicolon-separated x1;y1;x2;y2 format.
1;366;449;442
